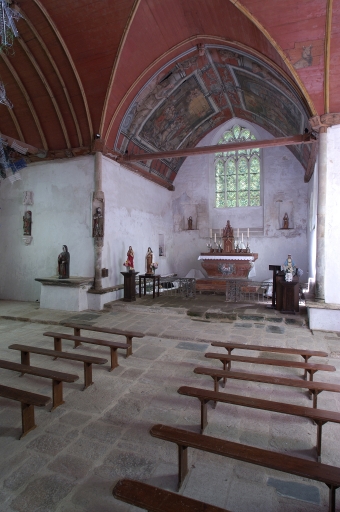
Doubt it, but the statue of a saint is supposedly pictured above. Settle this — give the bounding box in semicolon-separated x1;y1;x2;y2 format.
188;216;193;230
146;247;153;274
23;211;32;236
223;220;234;238
127;246;134;269
93;207;104;237
58;245;70;279
283;212;289;229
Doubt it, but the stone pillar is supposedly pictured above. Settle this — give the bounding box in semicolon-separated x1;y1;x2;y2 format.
93;151;104;290
315;127;327;301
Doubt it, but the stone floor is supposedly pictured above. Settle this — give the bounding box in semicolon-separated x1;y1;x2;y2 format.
0;295;340;511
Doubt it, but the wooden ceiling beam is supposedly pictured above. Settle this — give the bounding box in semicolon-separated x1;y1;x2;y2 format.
121;133;317;162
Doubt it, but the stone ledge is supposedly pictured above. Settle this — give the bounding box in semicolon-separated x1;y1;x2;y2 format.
306;300;340;310
35;276;93;287
88;284;123;294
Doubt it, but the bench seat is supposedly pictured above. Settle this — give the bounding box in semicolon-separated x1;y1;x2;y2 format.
63;323;145;357
178;385;340;461
0;358;79;410
150;423;340;511
43;331;128;371
205;352;336;381
0;384;51;438
112;478;230;512
8;344;107;389
194;366;340;408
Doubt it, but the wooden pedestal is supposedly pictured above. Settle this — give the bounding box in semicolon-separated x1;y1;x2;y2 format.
276;274;299;313
121;272;139;302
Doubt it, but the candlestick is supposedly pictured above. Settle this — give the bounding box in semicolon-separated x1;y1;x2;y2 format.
241;233;243;242
237;228;239;238
247;228;249;238
210;229;212;238
214;233;216;243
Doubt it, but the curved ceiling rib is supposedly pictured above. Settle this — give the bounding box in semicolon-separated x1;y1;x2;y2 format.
228;0;317;115
33;0;93;141
0;53;48;150
17;36;71;149
19;7;83;147
7;108;25;142
99;0;141;137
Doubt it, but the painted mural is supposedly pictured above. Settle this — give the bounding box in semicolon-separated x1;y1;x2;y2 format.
117;45;311;185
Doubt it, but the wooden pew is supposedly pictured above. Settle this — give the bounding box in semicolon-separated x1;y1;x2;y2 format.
0;384;51;438
205;352;336;382
178;385;340;461
211;341;328;377
194;366;340;408
8;344;107;389
63;322;145;357
43;331;128;371
0;359;79;410
150;424;340;511
112;478;230;512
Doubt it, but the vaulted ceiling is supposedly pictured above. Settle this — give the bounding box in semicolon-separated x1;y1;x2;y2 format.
0;0;338;187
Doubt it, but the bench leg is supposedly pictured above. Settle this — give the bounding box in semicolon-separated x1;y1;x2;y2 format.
327;484;338;512
125;336;133;357
222;360;227;387
227;348;232;370
303;355;311;379
54;337;62;352
73;328;82;348
312;390;321;408
83;362;93;389
51;379;64;411
21;402;36;438
178;444;189;490
200;399;208;433
109;348;118;372
21;350;30;366
316;421;326;462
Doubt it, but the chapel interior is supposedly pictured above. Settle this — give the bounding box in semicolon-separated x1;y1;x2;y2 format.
1;1;340;511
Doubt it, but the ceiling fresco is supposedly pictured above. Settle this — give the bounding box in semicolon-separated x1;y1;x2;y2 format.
116;45;311;183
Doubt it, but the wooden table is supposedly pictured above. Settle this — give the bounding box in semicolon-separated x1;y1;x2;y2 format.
139;274;160;299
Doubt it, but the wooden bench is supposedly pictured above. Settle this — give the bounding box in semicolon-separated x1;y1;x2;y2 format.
194;366;340;408
211;341;328;378
0;359;79;410
0;384;51;438
112;478;230;512
63;323;145;357
205;352;336;382
178;385;340;461
8;344;107;389
150;423;340;511
43;331;128;371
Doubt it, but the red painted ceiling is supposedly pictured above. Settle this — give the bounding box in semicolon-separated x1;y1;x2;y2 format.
0;0;336;186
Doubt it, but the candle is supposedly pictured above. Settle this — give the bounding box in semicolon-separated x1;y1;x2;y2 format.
214;233;216;243
241;233;243;242
237;228;239;238
210;229;212;238
247;228;249;238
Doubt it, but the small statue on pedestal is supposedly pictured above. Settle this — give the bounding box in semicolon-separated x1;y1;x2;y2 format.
146;247;153;274
283;212;289;229
125;246;134;270
58;245;70;279
222;220;235;253
93;207;104;238
23;211;32;236
187;216;193;230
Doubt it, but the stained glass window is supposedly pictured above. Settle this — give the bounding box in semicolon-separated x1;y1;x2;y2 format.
215;125;261;208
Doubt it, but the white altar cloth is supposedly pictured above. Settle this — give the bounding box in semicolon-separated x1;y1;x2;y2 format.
198;255;254;261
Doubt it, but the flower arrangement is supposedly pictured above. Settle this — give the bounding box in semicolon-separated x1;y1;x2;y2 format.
151;262;158;270
123;260;132;270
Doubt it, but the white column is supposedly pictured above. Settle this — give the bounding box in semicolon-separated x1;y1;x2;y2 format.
315;127;327;301
94;151;104;290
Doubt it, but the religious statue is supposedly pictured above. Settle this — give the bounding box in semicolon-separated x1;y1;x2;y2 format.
223;220;234;238
23;210;32;236
188;216;193;230
58;245;70;279
146;247;153;274
283;212;289;229
126;246;134;270
93;207;104;237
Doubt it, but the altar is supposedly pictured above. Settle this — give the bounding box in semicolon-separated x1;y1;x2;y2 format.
198;253;258;279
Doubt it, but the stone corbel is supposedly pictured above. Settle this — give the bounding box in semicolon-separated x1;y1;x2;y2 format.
23;236;33;245
309;113;340;130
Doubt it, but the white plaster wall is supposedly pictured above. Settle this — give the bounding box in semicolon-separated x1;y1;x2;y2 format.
324;125;340;304
172;118;309;281
100;157;174;289
0;157;95;301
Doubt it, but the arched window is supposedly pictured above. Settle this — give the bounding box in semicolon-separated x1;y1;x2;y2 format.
215;125;261;208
